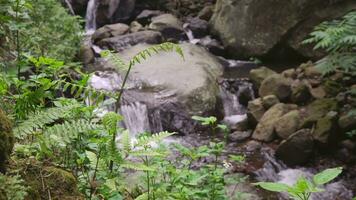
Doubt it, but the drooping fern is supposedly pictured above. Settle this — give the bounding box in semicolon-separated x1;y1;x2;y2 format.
14;103;81;138
303;11;356;74
45;119;103;144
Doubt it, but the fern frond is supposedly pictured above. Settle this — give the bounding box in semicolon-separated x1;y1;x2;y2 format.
130;149;165;157
135;193;148;200
14;104;80;138
135;131;175;147
120;130;132;153
45;119;103;144
121;162;154;171
102;112;123;135
129;42;184;66
101;50;128;71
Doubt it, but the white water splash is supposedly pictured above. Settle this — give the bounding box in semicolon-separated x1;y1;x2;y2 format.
85;0;98;34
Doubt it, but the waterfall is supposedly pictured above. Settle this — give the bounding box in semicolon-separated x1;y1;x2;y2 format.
64;0;75;15
120;102;151;136
85;0;98;34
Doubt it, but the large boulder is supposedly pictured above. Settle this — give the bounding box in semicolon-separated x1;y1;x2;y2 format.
302;98;338;127
97;31;163;51
247;98;265;126
275;129;314;166
90;43;223;134
275;110;301;139
210;0;356;59
259;74;292;101
313;112;338;144
0;109;14;173
252;103;297;142
96;0;136;27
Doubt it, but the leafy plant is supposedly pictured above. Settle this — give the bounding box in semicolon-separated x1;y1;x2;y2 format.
254;167;343;200
303;11;356;75
0;174;28;200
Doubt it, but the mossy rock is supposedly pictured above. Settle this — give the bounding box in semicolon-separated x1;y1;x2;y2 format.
0;109;14;173
17;160;84;200
302;98;339;127
323;79;343;96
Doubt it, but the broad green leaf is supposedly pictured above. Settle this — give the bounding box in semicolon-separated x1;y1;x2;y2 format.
313;167;342;185
254;182;290;192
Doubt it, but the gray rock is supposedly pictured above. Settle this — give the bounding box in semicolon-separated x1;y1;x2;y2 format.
249;67;276;88
247;98;265;125
78;44;95;65
130;21;144;33
198;5;214;21
92;23;130;43
91;43;223;134
275;110;301;139
302;98;338;127
149;14;185;41
96;0;136;27
313;111;337;144
210;0;356;58
136;10;163;25
97;31;163;51
338;112;356;131
259;74;292;101
229;130;252;142
276;129;314;166
291;80;312;104
262;95;280;109
252;103;297;142
185;17;208;38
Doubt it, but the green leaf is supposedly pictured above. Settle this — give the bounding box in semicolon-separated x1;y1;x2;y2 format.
254;182;290;192
313;167;343;185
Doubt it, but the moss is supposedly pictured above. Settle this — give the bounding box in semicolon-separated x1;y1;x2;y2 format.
323;80;343;96
8;159;83;200
302;98;338;127
0;109;14;173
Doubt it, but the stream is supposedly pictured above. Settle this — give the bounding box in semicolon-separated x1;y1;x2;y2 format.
80;2;354;199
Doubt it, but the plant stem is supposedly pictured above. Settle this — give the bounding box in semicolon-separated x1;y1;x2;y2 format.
109;61;134;171
15;0;21;79
89;148;102;200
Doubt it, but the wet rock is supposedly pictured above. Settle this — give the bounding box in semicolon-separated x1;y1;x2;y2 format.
238;86;254;106
247;98;265;125
275;110;301;139
78;44;95;65
259;74;292;101
340;139;356;151
92;23;130;43
97;31;163;51
149;14;185;41
302;98;338;127
262;95;280;109
130;21;144;33
338;112;356;131
0;109;14;173
245;140;262;152
136;10;162;25
229;130;252;142
304;65;322;79
323;79;343;96
91;43;223;134
313;111;337;144
275;129;314;166
96;0;136;27
310;86;326;99
249;67;276;88
282;68;297;79
185;17;208;38
210;0;356;58
196;36;225;56
291;80;312;104
252;103;297;142
198;5;214;21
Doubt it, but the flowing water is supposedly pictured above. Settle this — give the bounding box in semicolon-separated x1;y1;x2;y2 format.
86;7;354;199
85;0;98;34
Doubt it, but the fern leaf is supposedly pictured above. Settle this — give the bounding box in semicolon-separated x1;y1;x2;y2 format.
121;162;154;171
135;131;175;147
14;104;79;138
120;130;132;153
